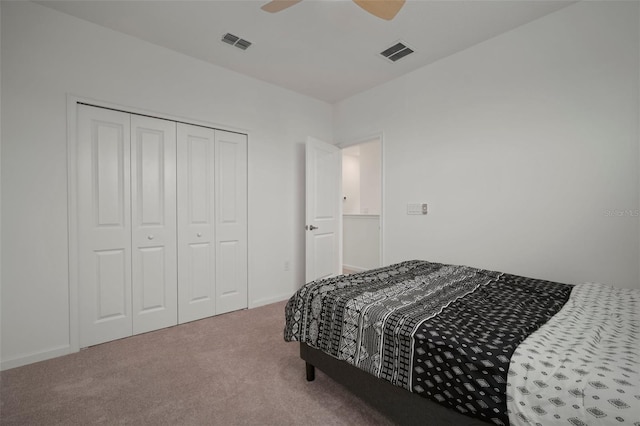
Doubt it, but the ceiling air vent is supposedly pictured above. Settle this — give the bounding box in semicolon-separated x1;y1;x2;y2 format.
380;41;414;62
222;33;252;50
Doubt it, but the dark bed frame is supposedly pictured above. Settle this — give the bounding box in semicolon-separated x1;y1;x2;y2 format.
300;343;491;426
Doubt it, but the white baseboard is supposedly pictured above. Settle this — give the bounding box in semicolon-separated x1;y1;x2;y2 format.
1;344;75;371
249;292;292;309
343;264;367;273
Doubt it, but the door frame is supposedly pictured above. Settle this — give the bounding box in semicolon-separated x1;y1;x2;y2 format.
66;94;249;353
337;132;385;269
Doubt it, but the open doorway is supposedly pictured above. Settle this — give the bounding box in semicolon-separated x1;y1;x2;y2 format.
341;138;382;274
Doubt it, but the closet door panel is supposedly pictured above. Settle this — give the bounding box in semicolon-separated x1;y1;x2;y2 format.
131;115;178;334
78;105;132;347
177;123;216;323
215;131;248;314
187;242;212;300
95;249;128;319
217;241;239;297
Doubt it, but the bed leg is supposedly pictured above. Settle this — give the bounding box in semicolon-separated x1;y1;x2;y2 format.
305;362;315;381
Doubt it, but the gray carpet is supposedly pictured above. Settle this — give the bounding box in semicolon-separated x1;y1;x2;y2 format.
0;301;394;425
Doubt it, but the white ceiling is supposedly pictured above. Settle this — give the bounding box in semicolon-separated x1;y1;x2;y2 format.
38;0;574;103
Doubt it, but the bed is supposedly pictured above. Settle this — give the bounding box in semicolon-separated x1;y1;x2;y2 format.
284;260;639;426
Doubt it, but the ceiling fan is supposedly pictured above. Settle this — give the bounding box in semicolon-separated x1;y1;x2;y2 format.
261;0;406;21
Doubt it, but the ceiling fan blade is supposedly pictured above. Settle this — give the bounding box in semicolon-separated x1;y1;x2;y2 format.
261;0;303;13
353;0;405;20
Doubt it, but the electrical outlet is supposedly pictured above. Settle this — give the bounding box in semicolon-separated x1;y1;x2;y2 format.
284;260;291;271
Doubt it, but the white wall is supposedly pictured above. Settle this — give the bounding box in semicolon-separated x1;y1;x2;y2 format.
342;140;381;270
341;140;381;215
358;140;381;215
0;2;332;369
342;154;361;214
335;1;640;289
343;215;380;271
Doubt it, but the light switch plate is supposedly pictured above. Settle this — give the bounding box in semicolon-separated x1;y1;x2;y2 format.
407;203;428;215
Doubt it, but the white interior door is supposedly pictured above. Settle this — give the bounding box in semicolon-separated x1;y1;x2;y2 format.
177;123;216;323
78;105;133;347
130;115;177;334
215;130;248;314
305;137;342;282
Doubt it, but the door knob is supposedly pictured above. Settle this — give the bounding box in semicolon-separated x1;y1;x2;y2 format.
197;233;202;238
308;225;318;231
147;235;154;240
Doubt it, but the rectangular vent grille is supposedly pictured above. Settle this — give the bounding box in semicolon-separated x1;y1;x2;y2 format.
380;41;414;62
222;33;252;50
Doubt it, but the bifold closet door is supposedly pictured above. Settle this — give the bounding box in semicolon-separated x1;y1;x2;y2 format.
215;130;248;315
78;105;133;347
176;125;248;322
130;115;178;335
78;105;246;343
78;105;178;347
177;123;216;323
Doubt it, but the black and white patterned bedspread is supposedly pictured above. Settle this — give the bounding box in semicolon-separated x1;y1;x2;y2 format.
284;260;572;425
